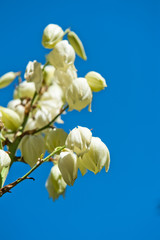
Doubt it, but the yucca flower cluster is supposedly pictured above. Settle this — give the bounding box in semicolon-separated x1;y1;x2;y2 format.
0;23;110;201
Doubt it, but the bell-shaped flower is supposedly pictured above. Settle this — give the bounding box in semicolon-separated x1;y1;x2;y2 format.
24;60;43;92
65;126;92;156
0;72;20;89
68;31;87;60
0;107;21;131
41;82;64;103
45;164;67;201
33;107;51;128
77;157;87;176
23;117;37;131
19;134;46;167
14;81;36;99
58;149;78;186
43;65;55;85
34;98;64;128
81;137;110;174
65;77;92;112
0;149;11;173
47;40;75;71
54;66;77;93
7;99;25;123
45;128;68;153
85;71;107;92
42;24;64;49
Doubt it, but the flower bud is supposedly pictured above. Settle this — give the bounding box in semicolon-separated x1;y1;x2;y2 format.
65;126;92;156
43;65;55;85
0;72;20;89
65;78;92;112
68;31;87;60
85;71;107;92
0;150;11;173
47;40;75;71
45;164;67;201
81;137;110;174
19;135;46;167
24;61;43;92
45;128;68;153
58;149;78;186
7;99;25;122
14;81;36;99
42;24;64;49
0;107;21;131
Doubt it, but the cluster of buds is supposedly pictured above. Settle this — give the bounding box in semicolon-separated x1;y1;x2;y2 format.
0;23;110;201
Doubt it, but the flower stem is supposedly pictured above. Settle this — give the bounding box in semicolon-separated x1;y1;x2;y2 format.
21;91;37;132
0;145;65;197
16;146;65;183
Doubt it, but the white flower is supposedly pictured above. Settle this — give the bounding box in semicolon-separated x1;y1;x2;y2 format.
45;128;68;153
42;24;64;49
41;82;64;103
14;81;36;99
58;149;78;186
77;157;87;176
7;99;25;122
19;135;46;167
39;98;63;110
85;71;107;92
54;66;77;93
34;107;51;128
45;164;67;201
0;106;21;131
47;40;75;71
43;65;55;85
24;117;37;131
65;126;92;156
65;77;92;111
0;72;20;89
0;150;11;173
81;137;110;174
24;61;43;92
34;99;64;127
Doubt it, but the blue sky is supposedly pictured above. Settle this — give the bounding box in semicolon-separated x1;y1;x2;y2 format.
0;0;160;239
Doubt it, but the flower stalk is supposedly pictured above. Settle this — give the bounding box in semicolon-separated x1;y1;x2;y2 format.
0;145;65;197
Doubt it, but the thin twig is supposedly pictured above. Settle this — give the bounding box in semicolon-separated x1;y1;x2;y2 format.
19;104;69;138
0;146;65;197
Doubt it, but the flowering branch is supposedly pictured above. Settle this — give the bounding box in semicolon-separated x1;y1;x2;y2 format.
0;23;110;201
0;145;65;197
